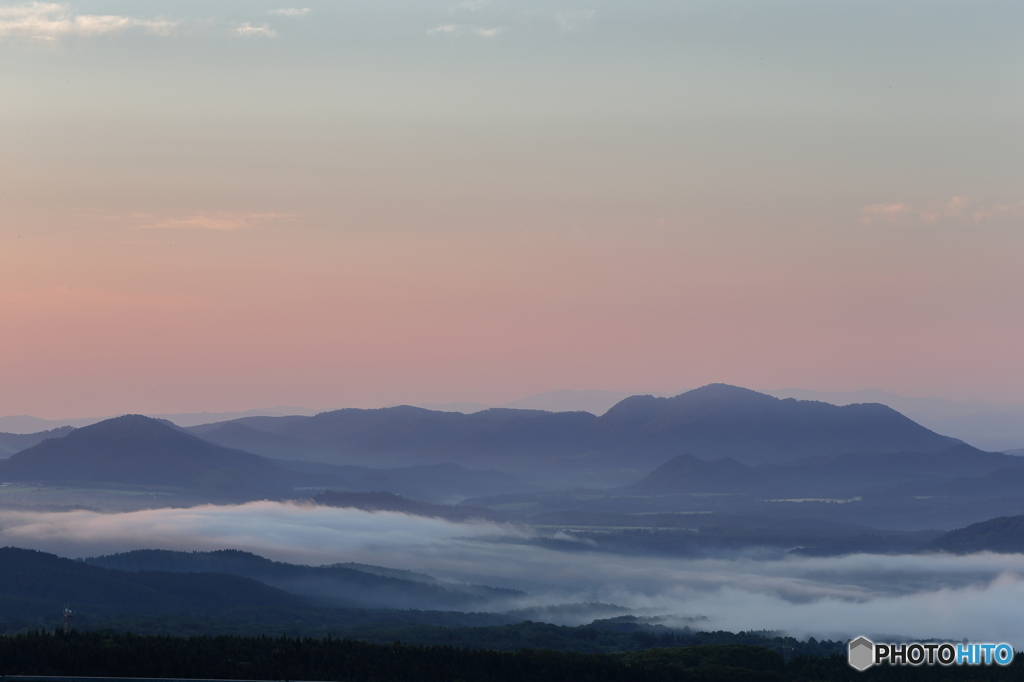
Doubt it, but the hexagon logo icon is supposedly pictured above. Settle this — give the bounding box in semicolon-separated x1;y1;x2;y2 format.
848;636;874;671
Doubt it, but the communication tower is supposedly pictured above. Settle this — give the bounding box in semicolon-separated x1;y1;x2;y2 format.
62;607;74;634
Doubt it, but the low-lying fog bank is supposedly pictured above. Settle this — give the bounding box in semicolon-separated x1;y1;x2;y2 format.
2;501;1023;646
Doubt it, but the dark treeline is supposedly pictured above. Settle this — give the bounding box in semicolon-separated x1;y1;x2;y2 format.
0;604;513;639
1;631;1022;682
268;623;850;658
0;604;844;657
0;631;780;682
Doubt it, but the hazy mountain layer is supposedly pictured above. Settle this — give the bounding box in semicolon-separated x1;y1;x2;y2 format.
619;444;1024;498
274;460;530;503
0;427;75;458
460;443;1024;532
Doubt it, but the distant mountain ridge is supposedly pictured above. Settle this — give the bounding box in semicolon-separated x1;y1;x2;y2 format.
0;414;532;503
417;389;675;415
0;385;966;494
188;407;597;479
0;426;75;458
185;384;961;484
765;388;1024;452
0;407;325;435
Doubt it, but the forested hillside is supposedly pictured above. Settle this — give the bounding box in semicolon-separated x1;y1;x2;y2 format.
923;515;1024;554
0;631;1020;681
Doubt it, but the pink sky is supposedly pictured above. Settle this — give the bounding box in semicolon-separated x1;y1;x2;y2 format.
1;0;1022;417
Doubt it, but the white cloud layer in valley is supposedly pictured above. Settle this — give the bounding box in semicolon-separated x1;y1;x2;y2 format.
3;502;1024;645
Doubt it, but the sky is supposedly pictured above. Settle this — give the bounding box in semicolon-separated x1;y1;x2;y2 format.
1;0;1022;418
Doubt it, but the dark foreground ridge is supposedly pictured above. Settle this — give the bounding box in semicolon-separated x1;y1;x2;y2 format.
0;631;1021;681
0;546;520;618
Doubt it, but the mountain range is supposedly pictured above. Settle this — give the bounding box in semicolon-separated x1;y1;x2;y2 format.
6;385;1021;453
182;384;960;485
0;416;530;502
0;384;970;493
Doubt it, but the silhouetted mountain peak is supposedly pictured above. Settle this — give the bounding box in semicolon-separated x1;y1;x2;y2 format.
0;414;288;492
59;414;185;442
598;394;665;425
671;383;775;405
593;384;959;465
617;453;759;495
600;385;788;430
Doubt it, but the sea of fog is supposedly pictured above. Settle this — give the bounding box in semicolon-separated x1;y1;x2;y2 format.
2;501;1023;645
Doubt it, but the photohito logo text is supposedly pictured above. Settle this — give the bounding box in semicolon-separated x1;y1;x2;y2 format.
848;636;1013;671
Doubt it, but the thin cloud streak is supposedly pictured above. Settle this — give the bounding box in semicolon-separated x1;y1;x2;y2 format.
269;8;309;18
555;9;595;32
3;503;1024;644
428;23;501;38
859;196;1023;226
235;23;276;38
0;2;176;40
449;0;491;12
